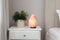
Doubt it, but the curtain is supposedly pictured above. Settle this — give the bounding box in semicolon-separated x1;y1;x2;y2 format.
1;0;9;40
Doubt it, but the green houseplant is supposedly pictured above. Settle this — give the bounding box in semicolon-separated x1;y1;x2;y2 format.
13;10;28;27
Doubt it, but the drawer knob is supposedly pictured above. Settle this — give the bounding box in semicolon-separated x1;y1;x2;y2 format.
24;35;26;37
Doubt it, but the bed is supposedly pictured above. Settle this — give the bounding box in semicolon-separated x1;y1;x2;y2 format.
46;27;60;40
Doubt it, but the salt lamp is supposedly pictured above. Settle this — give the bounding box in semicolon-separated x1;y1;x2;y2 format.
29;14;37;28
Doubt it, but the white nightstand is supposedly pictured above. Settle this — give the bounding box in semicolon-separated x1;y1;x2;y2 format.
8;26;41;40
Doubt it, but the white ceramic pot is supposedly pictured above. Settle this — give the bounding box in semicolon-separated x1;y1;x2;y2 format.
17;20;25;28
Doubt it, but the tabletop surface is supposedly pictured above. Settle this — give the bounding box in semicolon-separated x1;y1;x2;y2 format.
8;26;41;31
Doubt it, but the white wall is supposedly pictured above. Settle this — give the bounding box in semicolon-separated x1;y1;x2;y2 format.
45;0;56;31
56;0;60;9
9;0;45;27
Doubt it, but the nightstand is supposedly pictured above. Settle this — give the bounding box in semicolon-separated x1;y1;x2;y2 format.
8;26;41;40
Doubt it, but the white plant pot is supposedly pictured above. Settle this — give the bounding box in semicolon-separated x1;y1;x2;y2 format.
17;20;25;28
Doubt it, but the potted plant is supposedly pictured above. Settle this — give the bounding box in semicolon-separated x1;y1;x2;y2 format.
13;10;28;27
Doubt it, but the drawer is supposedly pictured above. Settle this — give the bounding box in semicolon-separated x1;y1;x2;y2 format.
9;30;40;39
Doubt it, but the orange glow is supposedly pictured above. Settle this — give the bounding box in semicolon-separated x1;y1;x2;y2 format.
29;15;37;28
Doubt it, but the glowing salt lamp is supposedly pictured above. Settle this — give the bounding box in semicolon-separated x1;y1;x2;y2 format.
29;14;37;28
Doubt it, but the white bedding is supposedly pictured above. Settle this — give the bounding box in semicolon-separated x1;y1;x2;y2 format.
46;27;60;40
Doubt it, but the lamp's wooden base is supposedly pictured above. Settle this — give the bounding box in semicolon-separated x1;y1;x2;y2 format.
30;27;36;28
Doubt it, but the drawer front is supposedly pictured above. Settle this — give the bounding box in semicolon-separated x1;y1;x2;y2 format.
9;30;40;39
